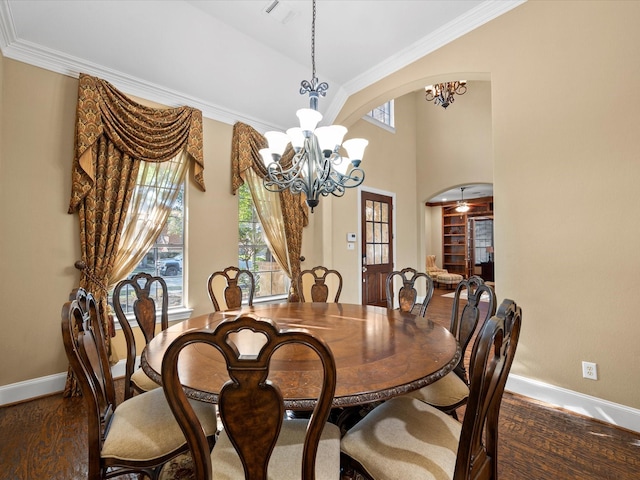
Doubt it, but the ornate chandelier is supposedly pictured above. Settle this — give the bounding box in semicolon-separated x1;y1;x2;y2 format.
260;0;367;213
425;81;467;109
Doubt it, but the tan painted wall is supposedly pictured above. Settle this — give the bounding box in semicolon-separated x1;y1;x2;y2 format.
416;80;494;270
0;61;79;383
311;93;420;303
338;0;640;408
0;58;239;385
424;206;443;270
416;81;493;204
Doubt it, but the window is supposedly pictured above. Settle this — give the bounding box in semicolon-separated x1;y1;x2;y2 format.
238;183;289;300
366;100;395;129
110;180;185;315
364;199;390;265
473;218;494;264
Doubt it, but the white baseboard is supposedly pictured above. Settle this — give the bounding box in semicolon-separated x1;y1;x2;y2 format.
506;374;640;434
2;368;639;433
0;360;127;406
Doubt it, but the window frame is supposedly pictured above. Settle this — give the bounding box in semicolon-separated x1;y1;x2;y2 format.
109;178;192;327
237;183;290;303
364;100;395;132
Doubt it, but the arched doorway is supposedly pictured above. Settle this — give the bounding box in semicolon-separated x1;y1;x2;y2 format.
425;184;493;280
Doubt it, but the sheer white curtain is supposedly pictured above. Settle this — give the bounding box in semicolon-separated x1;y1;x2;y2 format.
109;149;188;287
242;167;292;279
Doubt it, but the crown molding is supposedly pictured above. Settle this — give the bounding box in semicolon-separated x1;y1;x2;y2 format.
0;0;525;132
0;0;278;132
342;0;527;96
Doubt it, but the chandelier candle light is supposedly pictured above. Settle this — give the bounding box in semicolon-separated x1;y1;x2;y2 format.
425;81;467;109
260;0;368;212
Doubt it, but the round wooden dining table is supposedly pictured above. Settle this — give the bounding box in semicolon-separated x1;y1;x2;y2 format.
141;302;460;410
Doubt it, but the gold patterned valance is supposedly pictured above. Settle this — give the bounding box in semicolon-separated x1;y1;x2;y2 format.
68;73;205;213
231;121;268;192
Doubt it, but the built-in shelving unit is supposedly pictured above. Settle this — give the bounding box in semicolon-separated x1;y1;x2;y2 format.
441;198;494;277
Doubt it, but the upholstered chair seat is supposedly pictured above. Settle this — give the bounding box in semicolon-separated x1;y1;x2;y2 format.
406;276;496;418
212;418;341;479
341;396;461;480
405;370;469;408
63;288;217;479
341;299;522;480
101;388;217;462
130;367;162;394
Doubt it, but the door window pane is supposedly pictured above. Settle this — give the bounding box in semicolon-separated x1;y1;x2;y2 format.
365;200;374;221
364;200;391;266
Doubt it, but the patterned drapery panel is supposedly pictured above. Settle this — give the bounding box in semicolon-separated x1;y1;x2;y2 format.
231;122;307;302
65;74;204;396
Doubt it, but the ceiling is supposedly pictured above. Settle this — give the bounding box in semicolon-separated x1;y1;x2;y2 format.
428;184;493;204
0;0;524;132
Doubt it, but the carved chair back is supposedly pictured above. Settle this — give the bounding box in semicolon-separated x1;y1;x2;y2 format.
162;313;337;480
112;272;169;399
207;266;255;311
385;267;434;317
297;266;343;303
62;288;117;478
454;299;522;480
450;276;496;383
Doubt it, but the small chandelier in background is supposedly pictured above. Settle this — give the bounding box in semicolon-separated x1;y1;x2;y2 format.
260;0;367;213
425;81;467;109
455;186;470;213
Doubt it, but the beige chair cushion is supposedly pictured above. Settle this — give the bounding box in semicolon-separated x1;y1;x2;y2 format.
405;371;469;408
341;396;461;480
211;418;341;479
102;388;217;462
131;367;161;392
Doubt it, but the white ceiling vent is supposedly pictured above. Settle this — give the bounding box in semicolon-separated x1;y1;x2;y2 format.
263;1;297;24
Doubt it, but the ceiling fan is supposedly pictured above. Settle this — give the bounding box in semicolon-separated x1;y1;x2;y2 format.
455;187;470;212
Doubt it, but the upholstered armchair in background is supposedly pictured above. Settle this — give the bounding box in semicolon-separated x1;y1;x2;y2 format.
425;255;447;279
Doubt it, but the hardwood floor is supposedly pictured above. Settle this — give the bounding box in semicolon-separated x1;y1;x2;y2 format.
1;288;638;479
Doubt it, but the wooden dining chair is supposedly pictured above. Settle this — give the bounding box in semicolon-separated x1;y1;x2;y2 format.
340;299;522;480
162;313;341;480
404;275;496;418
385;267;434;317
297;266;343;303
62;288;217;480
112;272;169;400
207;266;255;311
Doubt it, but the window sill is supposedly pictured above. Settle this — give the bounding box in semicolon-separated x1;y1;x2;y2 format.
253;294;288;305
363;115;396;133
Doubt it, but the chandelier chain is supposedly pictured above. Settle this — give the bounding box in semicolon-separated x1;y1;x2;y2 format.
261;0;367;212
311;0;316;80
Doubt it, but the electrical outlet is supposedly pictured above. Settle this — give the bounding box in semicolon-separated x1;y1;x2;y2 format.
582;361;598;380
